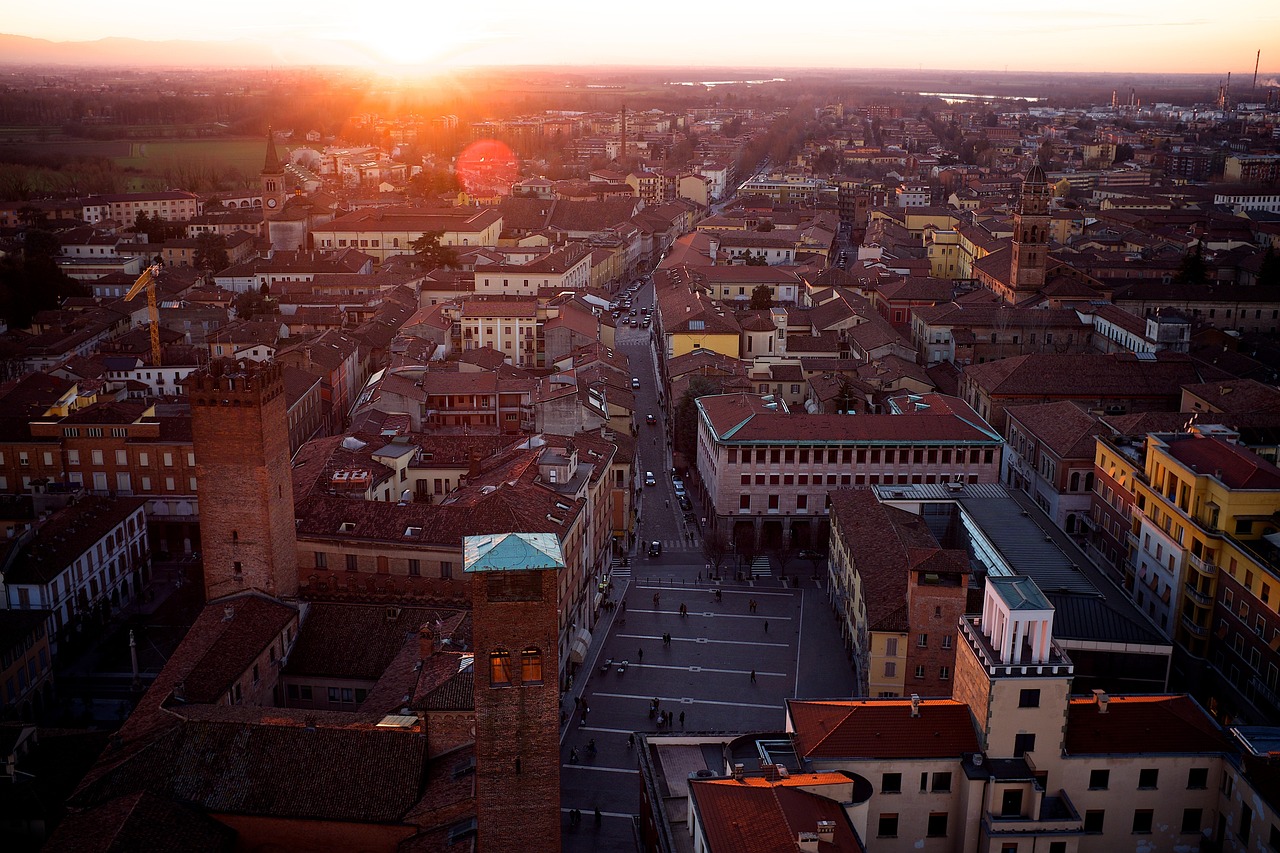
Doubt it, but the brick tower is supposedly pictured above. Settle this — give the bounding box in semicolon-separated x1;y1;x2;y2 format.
260;127;286;230
189;360;298;602
466;533;565;853
1009;164;1051;299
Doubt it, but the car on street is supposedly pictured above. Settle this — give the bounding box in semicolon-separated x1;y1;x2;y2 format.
672;477;686;494
648;540;662;558
632;377;640;388
797;549;826;561
678;495;692;511
645;413;656;425
644;471;656;486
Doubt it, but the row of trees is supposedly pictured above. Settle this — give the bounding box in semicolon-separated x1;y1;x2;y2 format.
0;229;86;327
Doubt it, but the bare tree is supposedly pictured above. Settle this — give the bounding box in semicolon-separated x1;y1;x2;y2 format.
702;528;728;579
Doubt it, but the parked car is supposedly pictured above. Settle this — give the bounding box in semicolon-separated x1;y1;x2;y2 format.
644;471;656;486
797;549;826;561
632;377;641;388
646;413;656;425
679;495;692;511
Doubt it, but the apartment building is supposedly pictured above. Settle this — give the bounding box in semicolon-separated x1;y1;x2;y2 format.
694;392;1002;548
0;496;150;644
80;191;201;225
642;574;1274;853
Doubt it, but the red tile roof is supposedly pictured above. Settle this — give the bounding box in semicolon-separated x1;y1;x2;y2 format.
789;699;980;760
1064;694;1231;755
691;773;865;853
1163;434;1280;490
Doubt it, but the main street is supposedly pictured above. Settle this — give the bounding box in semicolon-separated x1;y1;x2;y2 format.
559;278;856;849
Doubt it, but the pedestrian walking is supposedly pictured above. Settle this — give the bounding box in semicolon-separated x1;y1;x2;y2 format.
595;806;602;826
570;808;581;827
679;711;685;728
653;592;660;607
621;599;626;613
697;571;702;582
638;647;644;662
750;669;757;683
628;733;636;749
764;620;769;633
570;747;579;763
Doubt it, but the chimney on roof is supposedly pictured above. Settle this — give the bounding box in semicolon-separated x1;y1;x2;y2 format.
733;762;745;781
910;694;921;717
469;448;485;478
1093;688;1109;713
816;821;836;841
419;624;435;659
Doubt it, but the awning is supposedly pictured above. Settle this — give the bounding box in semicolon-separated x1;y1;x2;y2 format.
568;627;592;664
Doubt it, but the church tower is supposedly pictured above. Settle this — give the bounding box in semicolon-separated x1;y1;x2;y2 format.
189;360;298;602
1009;165;1051;298
260;127;286;227
466;533;565;853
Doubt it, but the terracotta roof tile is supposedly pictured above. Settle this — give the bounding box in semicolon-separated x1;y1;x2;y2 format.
1064;694;1231;755
789;698;980;760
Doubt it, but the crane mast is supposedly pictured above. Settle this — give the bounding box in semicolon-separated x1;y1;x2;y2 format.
125;263;163;367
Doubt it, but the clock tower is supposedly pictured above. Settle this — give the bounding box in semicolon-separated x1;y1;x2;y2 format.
260;127;286;230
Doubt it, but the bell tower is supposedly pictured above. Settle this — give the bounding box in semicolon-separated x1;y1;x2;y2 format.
1009;165;1051;299
189;360;298;602
466;533;565;853
260;127;286;226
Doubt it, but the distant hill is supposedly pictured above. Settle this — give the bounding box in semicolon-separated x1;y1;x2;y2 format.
0;32;374;68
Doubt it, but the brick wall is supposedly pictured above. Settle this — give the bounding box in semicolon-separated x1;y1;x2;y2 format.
190;362;298;601
471;568;562;853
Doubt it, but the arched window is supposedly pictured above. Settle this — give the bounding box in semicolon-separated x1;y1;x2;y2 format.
1084;472;1094;492
1070;472;1081;492
521;648;543;684
489;650;512;686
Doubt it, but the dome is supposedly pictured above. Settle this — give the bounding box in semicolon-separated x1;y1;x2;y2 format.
1024;164;1047;185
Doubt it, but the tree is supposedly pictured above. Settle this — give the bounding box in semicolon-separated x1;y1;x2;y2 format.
1114;143;1135;163
674;376;721;460
702;528;729;579
194;232;229;273
748;284;773;310
1258;246;1280;287
735;527;760;577
756;220;775;232
775;541;795;579
0;229;85;328
411;231;459;270
1174;243;1208;285
744;252;769;266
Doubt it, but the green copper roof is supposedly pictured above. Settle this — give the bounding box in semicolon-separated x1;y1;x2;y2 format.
463;533;566;573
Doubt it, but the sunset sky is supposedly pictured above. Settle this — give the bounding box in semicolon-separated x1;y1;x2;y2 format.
6;0;1278;74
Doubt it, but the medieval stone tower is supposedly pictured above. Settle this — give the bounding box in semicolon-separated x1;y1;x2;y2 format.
1009;164;1051;298
466;533;564;853
189;360;298;602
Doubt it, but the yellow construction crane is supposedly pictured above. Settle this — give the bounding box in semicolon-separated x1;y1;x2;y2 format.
125;263;163;367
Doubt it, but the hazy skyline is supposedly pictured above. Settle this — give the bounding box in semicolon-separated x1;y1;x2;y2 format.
4;0;1279;74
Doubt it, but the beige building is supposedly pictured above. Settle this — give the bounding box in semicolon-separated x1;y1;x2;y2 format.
311;207;503;261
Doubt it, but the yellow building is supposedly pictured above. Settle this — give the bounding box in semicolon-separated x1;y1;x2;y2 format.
1129;429;1280;659
927;229;963;279
311;207;503;261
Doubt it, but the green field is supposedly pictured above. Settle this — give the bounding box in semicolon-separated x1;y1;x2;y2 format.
114;138;269;175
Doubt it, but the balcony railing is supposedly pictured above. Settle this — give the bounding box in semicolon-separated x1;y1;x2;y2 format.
1249;676;1280;711
1184;583;1213;608
1180;614;1209;638
1187;553;1218;577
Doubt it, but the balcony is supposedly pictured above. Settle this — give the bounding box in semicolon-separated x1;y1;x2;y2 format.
1249;676;1280;712
1184;583;1213;608
1180;614;1209;638
1187;553;1218;577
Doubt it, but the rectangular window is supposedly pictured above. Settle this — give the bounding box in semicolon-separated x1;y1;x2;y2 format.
441;561;453;579
1013;733;1035;757
939;666;950;680
740;494;750;510
408;559;420;576
917;634;928;647
877;813;898;838
1133;809;1153;834
881;772;901;793
1138;768;1158;789
1019;688;1040;707
315;552;327;569
1187;767;1208;789
1240;804;1252;842
927;812;948;837
1089;768;1110;790
346;554;358;572
1181;808;1202;834
931;772;951;793
1084;810;1105;834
